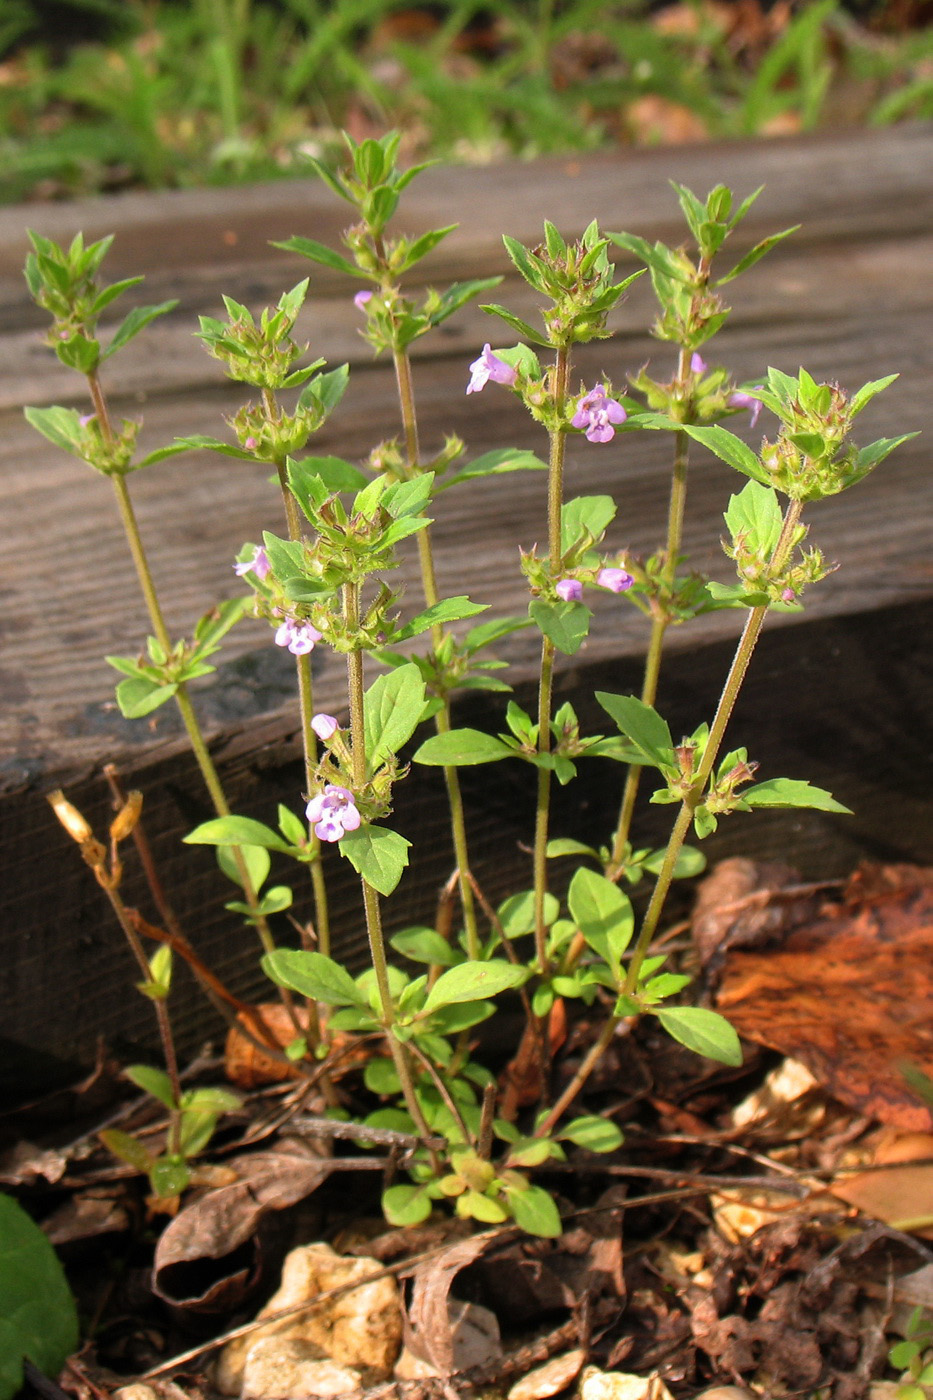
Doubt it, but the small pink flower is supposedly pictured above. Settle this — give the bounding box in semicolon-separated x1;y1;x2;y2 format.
244;435;259;451
311;713;338;741
306;784;361;842
556;578;583;603
571;386;626;443
275;617;322;656
466;344;518;395
690;353;707;375
354;289;373;311
597;567;633;593
729;388;764;429
781;587;796;603
233;545;270;580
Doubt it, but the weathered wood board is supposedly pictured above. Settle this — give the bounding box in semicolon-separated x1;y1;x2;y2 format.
1;125;931;1096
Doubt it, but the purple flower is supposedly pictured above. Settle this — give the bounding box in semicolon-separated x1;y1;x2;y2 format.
305;784;361;842
244;435;259;451
781;587;796;603
556;578;583;603
597;567;633;594
274;617;322;656
466;344;518;395
571;386;627;443
729;387;764;429
79;412;95;428
354;289;373;311
233;545;270;580
311;713;338;741
690;353;707;375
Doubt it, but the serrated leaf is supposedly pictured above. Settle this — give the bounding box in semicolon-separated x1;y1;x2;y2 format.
654;1006;743;1066
715;225;799;286
290;454;368;497
414;728;513;766
479;302;550;346
440;448;547;490
185;815;291;852
262;949;368;1007
340;825;411;896
23;405;84;457
421;959;527;1015
682;424;769;484
741;778;851;813
363;663;426;769
0;1193;79;1400
103;299;178;359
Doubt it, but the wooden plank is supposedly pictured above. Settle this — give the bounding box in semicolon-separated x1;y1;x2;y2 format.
2;127;931;1086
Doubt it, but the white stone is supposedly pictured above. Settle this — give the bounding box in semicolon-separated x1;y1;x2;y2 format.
216;1242;401;1394
507;1349;585;1400
581;1369;674;1400
240;1340;361;1400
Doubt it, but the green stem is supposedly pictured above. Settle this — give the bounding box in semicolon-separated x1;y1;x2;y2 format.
608;350;691;876
344;581;439;1165
392;346;480;959
532;344;571;972
542;497;804;1127
108;471;277;955
273;450;330;957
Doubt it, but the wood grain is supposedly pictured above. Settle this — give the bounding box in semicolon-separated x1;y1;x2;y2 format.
2;127;931;1087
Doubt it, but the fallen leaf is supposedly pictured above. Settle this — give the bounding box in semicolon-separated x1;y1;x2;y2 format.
691;857;820;971
716;865;933;1130
154;1141;334;1309
405;1230;505;1374
831;1132;933;1238
507;1349;585;1400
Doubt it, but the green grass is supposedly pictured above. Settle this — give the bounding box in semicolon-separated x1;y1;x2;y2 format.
1;0;931;203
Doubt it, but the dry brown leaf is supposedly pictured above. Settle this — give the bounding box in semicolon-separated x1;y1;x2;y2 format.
153;1141;334;1308
405;1229;505;1374
691;856;818;970
831;1132;933;1238
716;865;933;1130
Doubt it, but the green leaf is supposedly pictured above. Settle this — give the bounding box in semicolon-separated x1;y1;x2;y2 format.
290;454;368;501
23;405;84;457
561;1116;624;1152
383;1183;433;1226
390;926;458;966
421;960;527;1016
125;1063;176;1109
498;889;559;938
103;299;178;359
149;1156;191;1198
480;303;550;346
172;434;257;461
503;1182;562;1237
567;866;633;970
185;815;291;853
271;235;362;277
546;838;599;860
262;949;368;1007
363;663;426;768
440;448;547;491
595;693;674;766
414;729;513;766
529;599;590;656
560;495;616;552
340;825;411;896
741;778;851;813
642;845;706;878
114;676;178;718
0;1193;79;1400
654;1007;743;1066
682;424;769;485
715;226;799;286
99;1129;152;1172
392;597;487;642
217;841;270;892
724;480;782;555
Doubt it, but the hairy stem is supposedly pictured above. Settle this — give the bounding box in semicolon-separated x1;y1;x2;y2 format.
393;346;480;959
532;344;571;972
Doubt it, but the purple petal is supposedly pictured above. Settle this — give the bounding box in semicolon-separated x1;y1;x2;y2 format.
556;578;583;602
311;713;338;741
